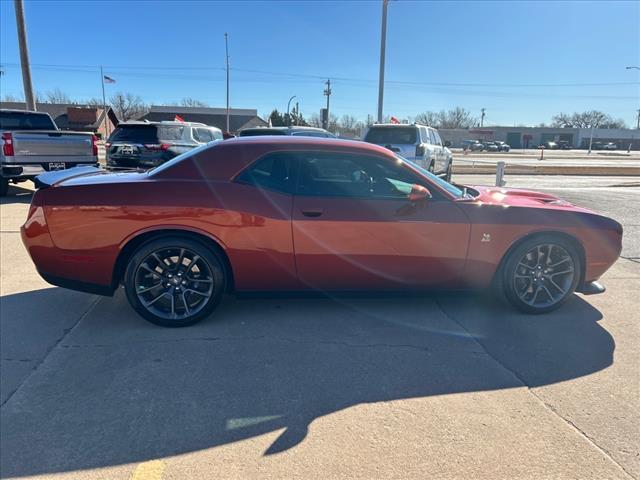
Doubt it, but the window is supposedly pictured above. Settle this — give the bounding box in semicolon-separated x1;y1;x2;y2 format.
364;127;417;145
0;111;57;130
292;131;330;138
211;129;223;140
433;130;443;146
235;153;296;194
428;129;437;145
194;128;213;143
297;152;418;199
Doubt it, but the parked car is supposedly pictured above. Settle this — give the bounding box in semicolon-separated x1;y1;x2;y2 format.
481;141;499;152
462;140;484;151
238;126;335;138
557;140;572;150
493;141;511;152
362;123;453;180
106;121;223;170
601;142;617;150
0;109;98;196
23;137;621;327
590;142;603;150
541;141;558;149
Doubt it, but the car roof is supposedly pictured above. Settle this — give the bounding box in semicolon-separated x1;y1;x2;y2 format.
223;134;389;153
118;120;217;129
240;126;329;132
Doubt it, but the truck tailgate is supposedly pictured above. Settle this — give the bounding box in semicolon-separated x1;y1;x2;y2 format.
11;130;93;157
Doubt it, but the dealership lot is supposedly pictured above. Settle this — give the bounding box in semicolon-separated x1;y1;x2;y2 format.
1;178;639;479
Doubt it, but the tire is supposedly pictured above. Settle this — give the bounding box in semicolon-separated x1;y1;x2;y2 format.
444;162;452;182
500;235;581;314
124;236;226;327
0;178;8;197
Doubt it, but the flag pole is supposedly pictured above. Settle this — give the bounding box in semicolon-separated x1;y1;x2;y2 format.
100;66;109;138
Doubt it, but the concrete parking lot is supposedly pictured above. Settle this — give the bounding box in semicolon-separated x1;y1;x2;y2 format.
1;177;639;480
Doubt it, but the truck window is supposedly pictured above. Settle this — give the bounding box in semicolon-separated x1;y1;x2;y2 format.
0;111;57;130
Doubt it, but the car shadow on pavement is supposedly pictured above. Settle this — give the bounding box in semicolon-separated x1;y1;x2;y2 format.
0;288;613;478
0;184;33;204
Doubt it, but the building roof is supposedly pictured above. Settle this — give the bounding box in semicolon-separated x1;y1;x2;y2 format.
0;102;118;130
139;105;268;133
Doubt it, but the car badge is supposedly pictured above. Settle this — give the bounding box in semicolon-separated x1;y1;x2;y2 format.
481;233;491;243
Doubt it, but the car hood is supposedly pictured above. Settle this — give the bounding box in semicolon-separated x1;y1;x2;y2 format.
468;185;593;213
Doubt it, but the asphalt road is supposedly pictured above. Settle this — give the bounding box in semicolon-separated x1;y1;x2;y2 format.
1;178;638;480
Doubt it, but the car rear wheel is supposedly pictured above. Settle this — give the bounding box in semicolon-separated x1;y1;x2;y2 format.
124;236;226;327
501;236;581;314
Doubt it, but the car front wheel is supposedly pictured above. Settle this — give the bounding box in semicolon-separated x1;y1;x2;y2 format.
501;236;581;314
124;236;226;327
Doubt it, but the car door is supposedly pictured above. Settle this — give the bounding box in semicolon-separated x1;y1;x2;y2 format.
428;128;443;173
229;152;299;290
291;151;471;290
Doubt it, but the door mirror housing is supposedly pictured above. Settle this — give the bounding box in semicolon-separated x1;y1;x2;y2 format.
444;140;452;147
408;184;431;202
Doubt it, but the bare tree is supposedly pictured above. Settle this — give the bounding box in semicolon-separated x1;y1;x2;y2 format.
1;93;24;102
551;110;625;129
339;114;358;131
180;97;208;107
415;111;439;126
110;92;148;121
43;88;73;104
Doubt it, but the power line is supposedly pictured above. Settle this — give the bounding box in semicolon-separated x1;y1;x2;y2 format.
1;62;637;88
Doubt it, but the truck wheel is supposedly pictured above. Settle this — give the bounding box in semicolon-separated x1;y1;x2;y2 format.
0;178;8;197
445;162;452;182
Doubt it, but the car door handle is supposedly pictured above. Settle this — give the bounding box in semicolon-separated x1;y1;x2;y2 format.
301;209;323;218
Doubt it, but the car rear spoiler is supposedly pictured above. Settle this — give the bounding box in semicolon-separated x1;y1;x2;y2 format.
33;166;104;189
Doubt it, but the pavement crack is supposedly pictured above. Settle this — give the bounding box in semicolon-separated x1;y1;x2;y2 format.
433;298;636;480
60;334;438;355
0;296;101;408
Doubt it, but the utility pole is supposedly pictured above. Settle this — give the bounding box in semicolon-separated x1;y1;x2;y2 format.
480;108;486;128
14;0;36;110
636;108;640;130
225;32;230;133
295;101;299;126
324;79;332;130
377;0;389;123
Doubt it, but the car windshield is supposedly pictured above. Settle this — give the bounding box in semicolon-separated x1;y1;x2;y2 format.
364;127;417;144
395;154;465;198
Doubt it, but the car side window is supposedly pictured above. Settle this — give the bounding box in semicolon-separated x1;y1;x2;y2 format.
428;129;437;145
421;127;430;144
194;128;213;143
433;130;443;147
235;153;296;194
296;152;419;199
211;129;223;140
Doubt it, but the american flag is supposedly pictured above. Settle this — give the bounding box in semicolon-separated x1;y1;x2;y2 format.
103;75;116;84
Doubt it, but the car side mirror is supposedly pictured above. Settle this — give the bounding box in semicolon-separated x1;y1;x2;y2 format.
408;184;431;202
444;140;451;147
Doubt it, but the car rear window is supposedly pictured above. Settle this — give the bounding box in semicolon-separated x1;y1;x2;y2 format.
109;125;184;142
0;111;57;130
364;127;417;145
239;129;287;136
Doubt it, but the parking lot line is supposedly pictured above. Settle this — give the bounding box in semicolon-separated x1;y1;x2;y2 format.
130;459;165;480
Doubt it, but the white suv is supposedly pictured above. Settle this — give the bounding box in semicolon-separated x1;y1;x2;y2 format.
362;123;453;181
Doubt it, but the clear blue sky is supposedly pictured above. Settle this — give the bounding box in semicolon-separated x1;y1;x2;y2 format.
1;0;638;126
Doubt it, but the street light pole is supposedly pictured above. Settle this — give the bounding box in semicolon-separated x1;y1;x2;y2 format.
225;33;230;133
286;95;296;126
14;0;36;111
377;0;389;123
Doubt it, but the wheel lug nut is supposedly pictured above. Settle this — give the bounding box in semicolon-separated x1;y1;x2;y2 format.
182;280;187;285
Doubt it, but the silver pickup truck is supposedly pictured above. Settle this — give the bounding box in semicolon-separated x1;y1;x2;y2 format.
0;109;98;196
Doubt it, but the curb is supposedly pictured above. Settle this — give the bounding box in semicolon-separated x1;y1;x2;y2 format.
453;165;640;176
